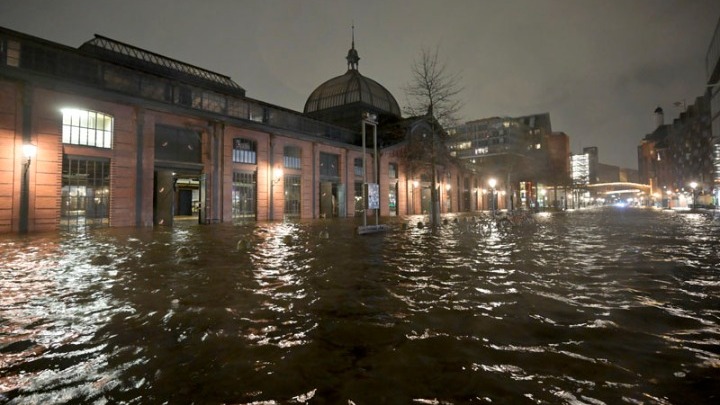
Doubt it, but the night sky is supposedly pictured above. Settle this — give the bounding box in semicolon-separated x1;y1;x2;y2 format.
2;0;719;169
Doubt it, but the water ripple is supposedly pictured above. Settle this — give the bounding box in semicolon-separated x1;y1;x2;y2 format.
1;208;719;403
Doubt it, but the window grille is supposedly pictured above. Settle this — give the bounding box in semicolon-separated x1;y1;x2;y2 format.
284;174;301;217
61;156;110;230
232;171;256;220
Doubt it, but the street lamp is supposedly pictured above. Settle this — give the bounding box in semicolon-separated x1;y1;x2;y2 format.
488;178;497;215
20;142;37;233
690;181;698;209
272;166;283;185
23;143;37;168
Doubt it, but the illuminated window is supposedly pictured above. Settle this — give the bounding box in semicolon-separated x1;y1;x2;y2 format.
62;109;113;148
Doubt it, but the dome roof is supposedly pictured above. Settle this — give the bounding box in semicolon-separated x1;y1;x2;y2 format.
304;70;401;117
303;32;401;118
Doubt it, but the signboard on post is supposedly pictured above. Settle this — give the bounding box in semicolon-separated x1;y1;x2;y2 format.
365;183;379;210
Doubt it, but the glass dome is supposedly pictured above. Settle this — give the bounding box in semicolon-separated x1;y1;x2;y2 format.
303;36;401;118
304;70;401;117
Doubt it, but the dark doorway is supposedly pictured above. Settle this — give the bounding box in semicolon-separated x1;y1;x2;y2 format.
177;189;193;216
154;169;202;226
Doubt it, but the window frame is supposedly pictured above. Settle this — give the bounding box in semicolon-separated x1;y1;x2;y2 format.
233;138;257;164
61;108;114;149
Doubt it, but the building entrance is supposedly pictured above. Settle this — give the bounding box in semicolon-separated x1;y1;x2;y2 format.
319;182;346;218
154;169;204;226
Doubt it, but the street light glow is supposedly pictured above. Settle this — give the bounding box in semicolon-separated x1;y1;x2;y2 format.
22;143;37;160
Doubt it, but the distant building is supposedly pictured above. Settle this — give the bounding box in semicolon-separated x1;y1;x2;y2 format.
542;131;570;207
583;146;599;184
598;163;620;183
570;153;589;186
595;163;638;183
448;113;568;209
638;117;672;194
638;96;713;205
707;15;720;204
666;95;713;191
620;168;639;183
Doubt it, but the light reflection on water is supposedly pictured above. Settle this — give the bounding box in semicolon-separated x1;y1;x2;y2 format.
1;207;719;404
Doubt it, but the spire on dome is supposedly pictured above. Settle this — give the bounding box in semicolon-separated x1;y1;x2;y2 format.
346;24;360;70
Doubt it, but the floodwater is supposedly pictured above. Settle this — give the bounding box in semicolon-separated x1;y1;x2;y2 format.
1;207;719;404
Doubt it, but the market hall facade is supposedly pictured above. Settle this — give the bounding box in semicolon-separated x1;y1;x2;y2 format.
1;26;485;234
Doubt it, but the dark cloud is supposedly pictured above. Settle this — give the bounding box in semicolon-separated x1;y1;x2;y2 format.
1;0;718;169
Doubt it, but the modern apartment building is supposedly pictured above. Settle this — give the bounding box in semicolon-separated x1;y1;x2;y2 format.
447;113;567;209
638;96;713;205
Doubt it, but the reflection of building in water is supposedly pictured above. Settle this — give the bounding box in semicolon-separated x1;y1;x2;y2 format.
1;26;480;233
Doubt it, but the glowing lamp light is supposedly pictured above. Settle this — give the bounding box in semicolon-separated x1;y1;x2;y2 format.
22;143;37;170
23;143;37;160
488;178;497;189
272;166;283;184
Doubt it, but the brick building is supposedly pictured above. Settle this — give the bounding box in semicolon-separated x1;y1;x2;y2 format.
1;27;474;234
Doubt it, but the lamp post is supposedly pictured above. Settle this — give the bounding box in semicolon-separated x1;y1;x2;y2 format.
488;178;497;215
20;143;37;233
690;181;698;210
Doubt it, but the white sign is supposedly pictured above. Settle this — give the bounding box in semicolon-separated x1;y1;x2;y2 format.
366;183;379;209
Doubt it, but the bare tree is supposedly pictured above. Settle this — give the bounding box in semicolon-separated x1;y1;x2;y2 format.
403;45;463;129
402;46;463;227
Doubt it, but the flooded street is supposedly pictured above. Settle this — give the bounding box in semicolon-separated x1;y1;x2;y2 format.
1;207;720;404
